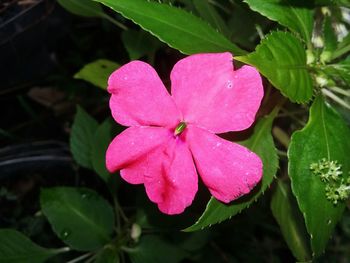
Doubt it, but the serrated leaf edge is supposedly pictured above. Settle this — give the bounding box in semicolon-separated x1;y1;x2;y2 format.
184;111;279;232
96;0;245;55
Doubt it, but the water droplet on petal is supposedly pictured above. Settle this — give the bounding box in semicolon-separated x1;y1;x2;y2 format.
60;229;71;240
226;80;233;89
216;142;222;147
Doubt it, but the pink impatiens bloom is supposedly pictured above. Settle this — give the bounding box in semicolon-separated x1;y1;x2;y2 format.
106;52;264;215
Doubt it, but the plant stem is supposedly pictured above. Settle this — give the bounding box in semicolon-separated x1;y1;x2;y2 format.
279;108;306;126
255;24;265;40
278;109;306;117
208;0;230;14
66;252;93;263
277;150;288;157
272;126;290;149
85;253;99;263
331;43;350;61
121;246;138;253
100;13;128;30
50;246;71;254
113;194;122;234
322;88;350;109
329;86;350;97
115;196;128;222
107;184;128;235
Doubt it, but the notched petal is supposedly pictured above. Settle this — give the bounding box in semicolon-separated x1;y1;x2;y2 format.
108;60;180;127
143;139;198;215
105;126;172;180
186;126;263;203
171;53;263;133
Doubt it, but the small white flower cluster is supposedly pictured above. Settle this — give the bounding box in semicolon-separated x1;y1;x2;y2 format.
310;158;349;205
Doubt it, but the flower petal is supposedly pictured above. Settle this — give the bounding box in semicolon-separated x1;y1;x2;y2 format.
171;53;263;133
141;138;198;215
105;126;172;184
186;126;263;203
108;60;180;127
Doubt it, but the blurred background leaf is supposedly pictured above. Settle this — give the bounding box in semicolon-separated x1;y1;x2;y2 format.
0;229;60;263
40;187;115;251
74;59;120;90
271;180;312;261
70;106;99;169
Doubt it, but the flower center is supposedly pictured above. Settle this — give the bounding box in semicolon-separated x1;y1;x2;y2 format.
174;121;187;136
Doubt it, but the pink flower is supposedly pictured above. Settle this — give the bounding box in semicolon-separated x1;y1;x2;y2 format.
106;52;264;215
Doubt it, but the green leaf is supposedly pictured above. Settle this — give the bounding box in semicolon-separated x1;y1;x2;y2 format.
178;0;196;11
95;247;120;263
322;56;350;85
40;187;115;251
74;59;119;90
335;0;350;6
321;15;338;63
288;95;350;256
0;229;58;263
323;16;338;53
121;30;162;60
331;32;350;60
236;31;313;103
179;230;211;251
94;0;246;55
92;118;114;182
227;3;269;50
128;235;187;263
244;0;313;44
185;110;278;231
337;33;350;51
70;106;99;169
314;0;350;7
192;0;230;38
57;0;103;17
271;180;312;261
